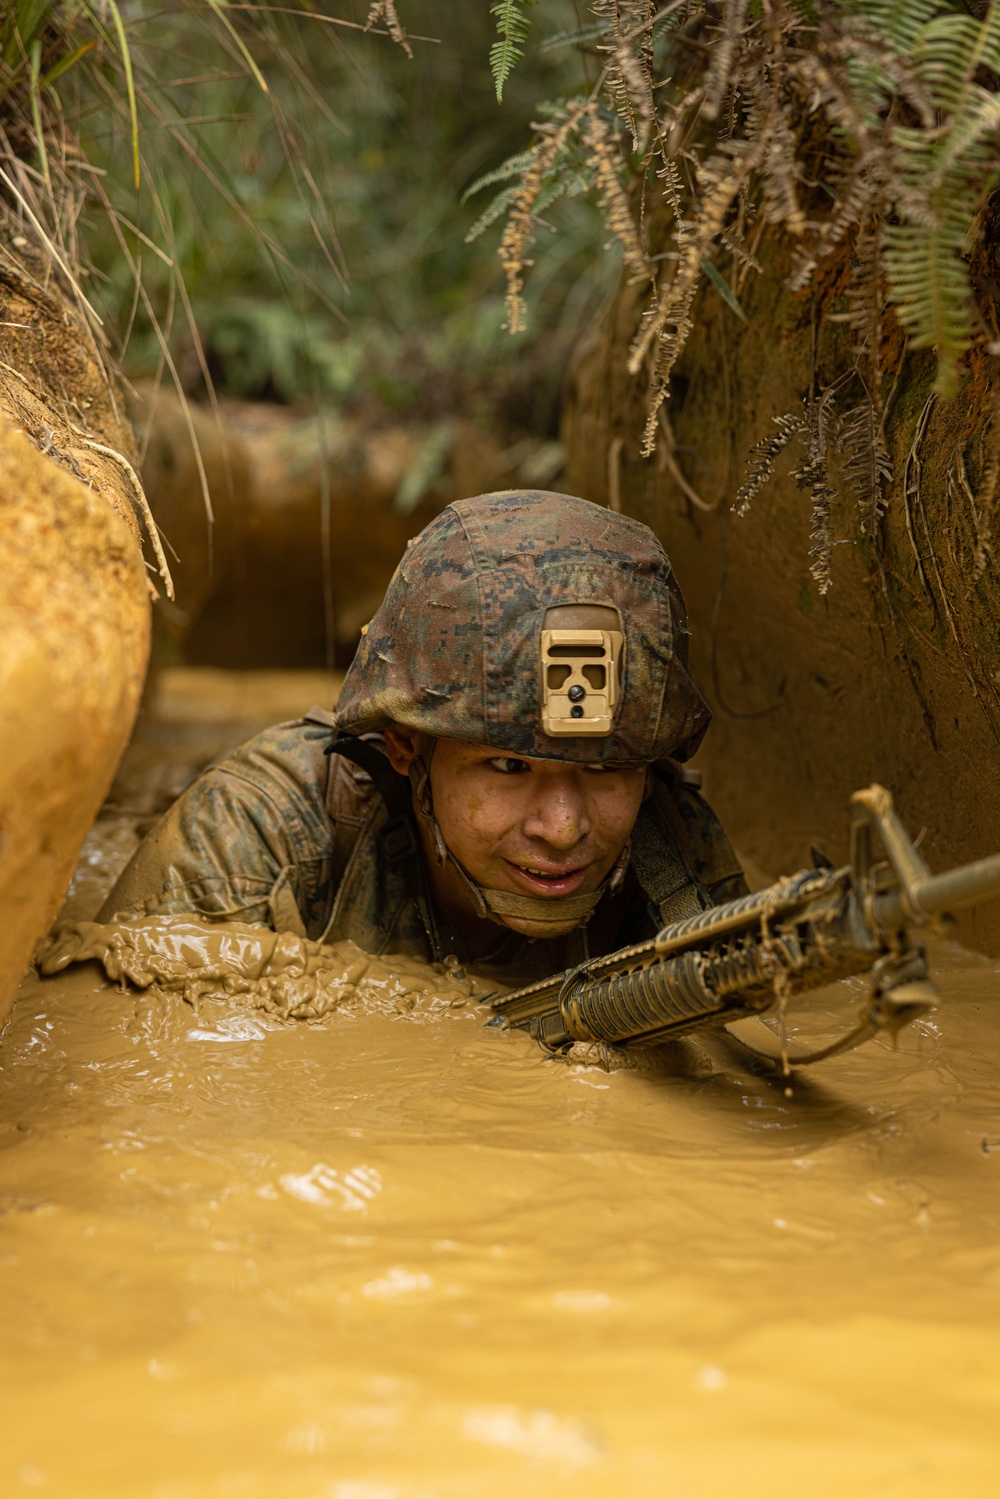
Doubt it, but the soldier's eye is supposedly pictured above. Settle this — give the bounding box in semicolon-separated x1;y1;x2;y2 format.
488;757;530;775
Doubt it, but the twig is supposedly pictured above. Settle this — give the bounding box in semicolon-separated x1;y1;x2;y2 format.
901;393;936;610
658;407;718;511
80;439;175;601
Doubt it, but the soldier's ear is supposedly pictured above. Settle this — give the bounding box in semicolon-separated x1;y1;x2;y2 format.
384;721;423;775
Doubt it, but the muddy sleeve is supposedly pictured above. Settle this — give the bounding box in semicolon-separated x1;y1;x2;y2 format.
98;721;337;933
97;768;296;926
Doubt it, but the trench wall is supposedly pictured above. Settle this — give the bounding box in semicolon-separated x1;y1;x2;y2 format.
563;245;1000;952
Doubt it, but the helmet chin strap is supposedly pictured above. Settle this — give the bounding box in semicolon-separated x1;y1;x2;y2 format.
406;742;629;933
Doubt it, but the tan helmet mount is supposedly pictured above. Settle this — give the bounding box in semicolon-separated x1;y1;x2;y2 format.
540;603;624;738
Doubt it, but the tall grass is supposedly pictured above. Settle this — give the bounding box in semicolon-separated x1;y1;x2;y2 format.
0;1;612;436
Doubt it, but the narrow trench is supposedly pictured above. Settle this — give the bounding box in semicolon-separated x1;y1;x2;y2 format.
1;666;999;1495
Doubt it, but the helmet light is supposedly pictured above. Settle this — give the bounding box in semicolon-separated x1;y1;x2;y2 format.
540;604;623;737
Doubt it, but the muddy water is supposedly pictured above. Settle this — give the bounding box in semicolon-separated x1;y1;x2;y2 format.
3;671;1000;1497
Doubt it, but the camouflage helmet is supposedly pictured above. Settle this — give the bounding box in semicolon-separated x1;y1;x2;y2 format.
333;489;710;765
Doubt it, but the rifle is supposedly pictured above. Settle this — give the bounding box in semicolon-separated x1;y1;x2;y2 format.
487;784;1000;1068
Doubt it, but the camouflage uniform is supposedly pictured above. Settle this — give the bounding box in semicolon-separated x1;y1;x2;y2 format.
101;491;745;981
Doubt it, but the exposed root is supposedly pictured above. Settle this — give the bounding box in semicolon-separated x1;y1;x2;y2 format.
80;440;175;602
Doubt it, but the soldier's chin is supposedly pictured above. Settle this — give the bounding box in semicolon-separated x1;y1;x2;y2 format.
496;912;583;940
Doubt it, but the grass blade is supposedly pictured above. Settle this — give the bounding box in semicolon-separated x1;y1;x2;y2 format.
28;38;50;188
40;39;97;90
208;0;270;95
102;0;141;188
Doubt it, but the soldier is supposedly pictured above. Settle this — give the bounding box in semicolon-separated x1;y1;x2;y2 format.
100;491;746;985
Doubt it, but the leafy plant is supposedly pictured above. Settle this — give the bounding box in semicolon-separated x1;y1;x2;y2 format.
0;0;601;440
490;0;539;102
480;1;1000;440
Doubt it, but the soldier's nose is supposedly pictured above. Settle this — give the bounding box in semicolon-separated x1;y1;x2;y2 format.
522;787;590;849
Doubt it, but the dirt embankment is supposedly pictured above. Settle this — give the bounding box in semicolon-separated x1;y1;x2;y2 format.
134;385;565;670
563;232;1000;952
0;222;150;1023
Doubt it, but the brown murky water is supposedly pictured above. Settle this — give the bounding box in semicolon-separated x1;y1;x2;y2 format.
2;671;1000;1497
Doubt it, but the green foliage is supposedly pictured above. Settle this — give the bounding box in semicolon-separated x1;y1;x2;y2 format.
52;0;603;428
490;0;538;102
477;0;1000;442
463;129;595;243
881;8;1000;394
0;0;52;77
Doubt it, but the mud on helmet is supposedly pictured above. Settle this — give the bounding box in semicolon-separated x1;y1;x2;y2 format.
332;490;710;934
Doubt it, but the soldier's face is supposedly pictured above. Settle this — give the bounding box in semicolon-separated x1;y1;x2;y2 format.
384;724;647;937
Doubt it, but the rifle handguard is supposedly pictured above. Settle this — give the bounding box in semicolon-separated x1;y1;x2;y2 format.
487;784;1000;1066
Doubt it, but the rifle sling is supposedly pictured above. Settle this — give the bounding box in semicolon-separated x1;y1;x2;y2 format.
630;793;707;926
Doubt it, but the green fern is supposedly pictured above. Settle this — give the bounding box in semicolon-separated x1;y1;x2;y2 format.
539;21;609;55
881;6;1000;395
490;0;538;104
463;138;594;243
462;150;535;202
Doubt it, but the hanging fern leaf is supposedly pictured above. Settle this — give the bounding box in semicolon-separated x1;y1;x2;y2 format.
734;410;807;517
792;392;840;596
464;133;595;245
883;211;974;397
841;400;893;537
490;0;538;104
539;21;609;55
462;151;535;203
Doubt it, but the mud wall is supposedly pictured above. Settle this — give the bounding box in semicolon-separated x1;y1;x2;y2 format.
563;240;1000;952
136;387;563;669
0;232;150;1021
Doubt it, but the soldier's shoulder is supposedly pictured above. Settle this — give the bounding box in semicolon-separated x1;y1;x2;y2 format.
211;717;329;788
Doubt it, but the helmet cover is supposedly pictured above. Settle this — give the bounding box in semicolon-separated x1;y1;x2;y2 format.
333;489;710;765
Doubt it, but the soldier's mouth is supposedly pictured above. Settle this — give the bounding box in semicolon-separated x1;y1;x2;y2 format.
504;860;589;897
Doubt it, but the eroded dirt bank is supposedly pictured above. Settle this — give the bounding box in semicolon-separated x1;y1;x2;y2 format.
563;240;1000;952
2;669;1000;1497
0;225;151;1021
135;384;565;670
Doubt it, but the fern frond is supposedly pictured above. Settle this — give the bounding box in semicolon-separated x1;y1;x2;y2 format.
613;38;655;153
497;100;586;332
792;393;840;594
702;0;748;119
805;481;837;594
823;34;933;127
539;21;609;54
630;139;760;379
760;99;805;236
787;166;873;294
932;92;1000;188
465;153;592;243
582;102;651;281
884;214;973;396
464;185;520;244
719;224;761;274
490;0;538;104
462;151;534;203
844;0;937;60
734;410;806;517
840;400;892;536
364;0;412;58
915;13;999;113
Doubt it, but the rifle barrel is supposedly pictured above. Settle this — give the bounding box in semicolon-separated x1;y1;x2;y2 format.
875;852;1000;930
